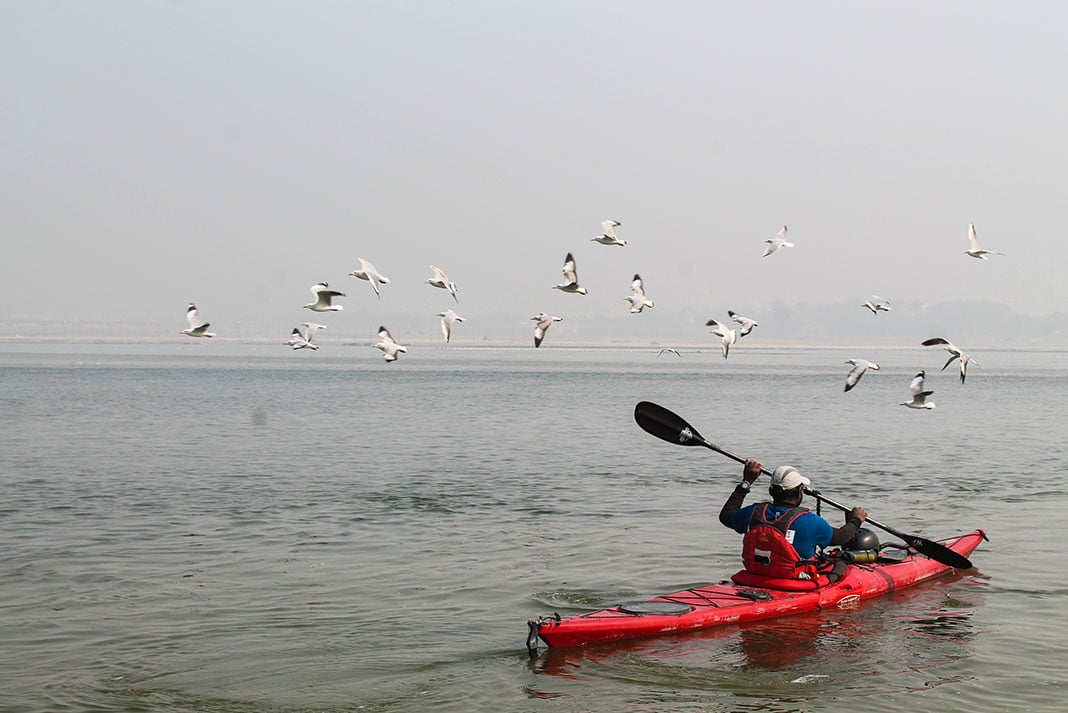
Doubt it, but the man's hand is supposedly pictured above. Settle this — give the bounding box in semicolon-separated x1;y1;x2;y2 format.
848;507;868;523
742;459;762;485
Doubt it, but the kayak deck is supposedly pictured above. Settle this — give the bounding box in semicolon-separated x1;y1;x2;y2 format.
527;529;986;651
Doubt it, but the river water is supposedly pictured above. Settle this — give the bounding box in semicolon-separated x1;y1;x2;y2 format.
1;343;1064;712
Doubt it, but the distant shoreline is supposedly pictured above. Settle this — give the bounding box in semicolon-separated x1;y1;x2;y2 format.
1;336;1065;353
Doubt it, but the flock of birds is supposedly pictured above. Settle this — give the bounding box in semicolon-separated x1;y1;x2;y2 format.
700;222;993;410
179;220;1001;388
181;256;466;362
843;336;978;411
178;219;655;361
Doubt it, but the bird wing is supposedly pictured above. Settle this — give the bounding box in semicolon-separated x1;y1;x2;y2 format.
705;318;727;338
910;372;925;395
186;306;207;329
561;253;579;283
358;259;386;291
430;265;448;282
845;362;868;391
968;224;980;251
922;337;958;352
728;310;755;334
312;283;344;300
533;318;553;347
288;328;309;348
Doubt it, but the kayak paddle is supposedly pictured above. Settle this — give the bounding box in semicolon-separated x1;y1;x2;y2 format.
633;400;973;570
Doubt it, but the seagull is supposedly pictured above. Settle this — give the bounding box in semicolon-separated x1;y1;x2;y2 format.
861;295;891;314
844;359;880;392
426;265;459;302
921;337;979;384
284;322;326;350
624;274;654;313
303;282;345;312
531;312;562;348
181;303;216;337
965;223;1003;260
656;348;682;358
900;371;936;409
373;326;407;363
762;225;794;257
705;318;737;359
349;258;390;299
436;309;465;343
591;219;626;246
728;310;759;337
552;252;588;294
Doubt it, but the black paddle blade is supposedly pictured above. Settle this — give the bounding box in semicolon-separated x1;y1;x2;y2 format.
634;401;709;447
905;535;973;569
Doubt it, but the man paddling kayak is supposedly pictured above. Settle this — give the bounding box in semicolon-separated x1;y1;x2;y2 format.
720;459;868;580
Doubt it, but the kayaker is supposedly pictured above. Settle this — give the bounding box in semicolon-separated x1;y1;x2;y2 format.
719;459;867;578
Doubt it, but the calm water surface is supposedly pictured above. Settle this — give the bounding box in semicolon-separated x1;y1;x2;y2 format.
1;343;1065;712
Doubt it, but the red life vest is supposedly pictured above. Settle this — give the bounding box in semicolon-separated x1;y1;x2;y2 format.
741;504;820;580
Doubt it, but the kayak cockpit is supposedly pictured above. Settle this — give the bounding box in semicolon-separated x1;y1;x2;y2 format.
730;570;829;591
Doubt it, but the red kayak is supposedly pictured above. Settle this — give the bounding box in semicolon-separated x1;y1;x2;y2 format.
527;529;986;652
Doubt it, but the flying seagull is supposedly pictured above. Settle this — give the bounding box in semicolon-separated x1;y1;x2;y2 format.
900;371;936;409
624;274;654;313
374;326;407;363
426;265;459;302
762;225;794;257
965;223;1003;260
303;282;345;312
349;258;390;299
728;310;759;337
181;303;216;337
591;219;626;246
284;322;326;350
552;252;588;294
921;337;978;384
436;309;465;343
844;359;880;392
531;312;562;348
656;348;682;358
861;296;891;314
705;318;737;359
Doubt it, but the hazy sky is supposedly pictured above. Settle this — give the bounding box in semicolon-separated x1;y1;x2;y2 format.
4;2;1067;341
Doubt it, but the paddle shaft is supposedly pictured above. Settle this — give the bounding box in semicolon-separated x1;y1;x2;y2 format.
697;435;936;544
632;401;973;569
697;438;858;518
